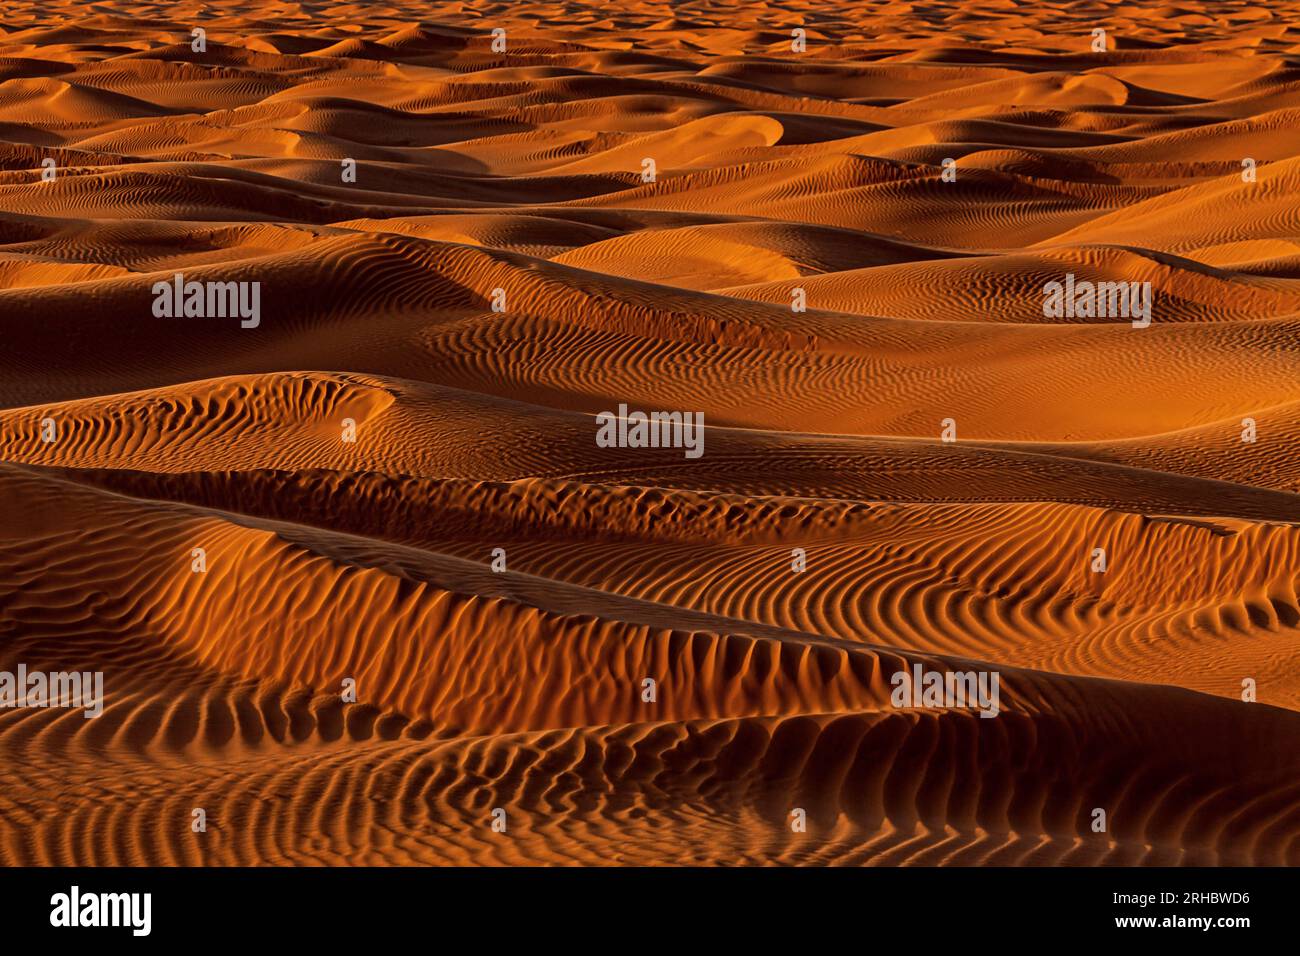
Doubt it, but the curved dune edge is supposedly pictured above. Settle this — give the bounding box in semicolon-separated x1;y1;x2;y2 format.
3;0;1300;867
3;463;1300;865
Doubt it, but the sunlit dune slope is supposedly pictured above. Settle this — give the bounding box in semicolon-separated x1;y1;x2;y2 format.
1;0;1299;866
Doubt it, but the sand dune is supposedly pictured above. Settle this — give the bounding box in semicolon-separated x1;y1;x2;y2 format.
1;0;1299;867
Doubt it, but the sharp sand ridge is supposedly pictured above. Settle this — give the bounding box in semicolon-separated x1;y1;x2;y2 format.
1;0;1300;865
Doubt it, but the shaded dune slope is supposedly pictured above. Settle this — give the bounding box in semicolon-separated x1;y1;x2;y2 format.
1;0;1299;866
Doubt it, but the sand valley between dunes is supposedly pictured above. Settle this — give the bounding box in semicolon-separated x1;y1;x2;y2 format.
1;0;1300;865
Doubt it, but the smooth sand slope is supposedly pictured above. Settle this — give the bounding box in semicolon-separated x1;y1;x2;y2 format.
1;0;1300;865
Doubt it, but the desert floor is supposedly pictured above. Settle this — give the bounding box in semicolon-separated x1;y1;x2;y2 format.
1;0;1299;864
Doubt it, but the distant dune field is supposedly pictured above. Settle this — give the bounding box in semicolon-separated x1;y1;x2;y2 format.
1;0;1299;866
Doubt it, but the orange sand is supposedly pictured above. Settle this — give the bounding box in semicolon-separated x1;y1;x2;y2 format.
1;0;1299;865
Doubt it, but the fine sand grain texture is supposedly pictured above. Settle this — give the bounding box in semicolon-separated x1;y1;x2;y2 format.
1;0;1299;866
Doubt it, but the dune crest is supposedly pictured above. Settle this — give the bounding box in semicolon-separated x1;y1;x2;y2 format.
1;0;1299;867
